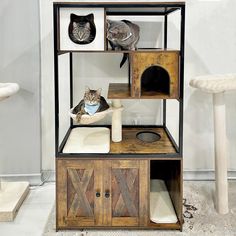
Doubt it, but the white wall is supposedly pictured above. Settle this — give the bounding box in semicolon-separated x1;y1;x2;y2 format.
0;0;41;181
40;0;236;177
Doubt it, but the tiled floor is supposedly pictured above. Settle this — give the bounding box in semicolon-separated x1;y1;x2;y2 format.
0;183;55;236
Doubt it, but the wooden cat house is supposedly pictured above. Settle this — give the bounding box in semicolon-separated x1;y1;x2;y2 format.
131;51;179;98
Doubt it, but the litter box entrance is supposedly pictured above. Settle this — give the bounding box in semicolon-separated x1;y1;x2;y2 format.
136;131;161;143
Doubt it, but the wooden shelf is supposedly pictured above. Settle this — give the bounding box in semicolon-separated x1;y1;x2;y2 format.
108;83;178;99
108;83;131;99
59;126;177;156
110;127;176;154
57;48;180;55
140;90;173;99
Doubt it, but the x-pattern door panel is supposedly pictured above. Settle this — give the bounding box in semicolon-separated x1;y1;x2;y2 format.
110;160;148;226
57;160;103;227
67;168;94;217
57;159;148;228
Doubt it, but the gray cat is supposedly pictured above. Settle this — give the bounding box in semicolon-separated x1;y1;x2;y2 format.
68;13;96;44
107;19;140;67
72;87;109;123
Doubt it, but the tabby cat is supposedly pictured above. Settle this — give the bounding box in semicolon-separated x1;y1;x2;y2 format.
72;87;109;123
107;19;140;67
68;13;96;44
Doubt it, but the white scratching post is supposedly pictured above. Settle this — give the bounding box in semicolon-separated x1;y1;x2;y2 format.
111;99;123;142
0;83;29;221
190;74;236;214
213;92;228;214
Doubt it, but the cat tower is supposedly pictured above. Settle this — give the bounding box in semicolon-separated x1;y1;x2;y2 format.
68;99;123;153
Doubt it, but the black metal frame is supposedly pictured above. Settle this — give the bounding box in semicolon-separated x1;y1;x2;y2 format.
53;2;185;159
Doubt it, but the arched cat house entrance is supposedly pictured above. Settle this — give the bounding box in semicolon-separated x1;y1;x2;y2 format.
131;52;179;98
141;65;170;96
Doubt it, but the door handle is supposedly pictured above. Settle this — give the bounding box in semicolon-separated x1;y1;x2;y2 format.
105;191;110;198
96;191;101;197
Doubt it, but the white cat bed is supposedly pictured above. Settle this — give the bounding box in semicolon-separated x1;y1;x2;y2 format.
63;127;110;153
69;105;123;125
69;106;112;124
150;179;178;224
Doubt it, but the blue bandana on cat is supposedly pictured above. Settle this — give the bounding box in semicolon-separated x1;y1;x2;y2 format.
84;103;100;115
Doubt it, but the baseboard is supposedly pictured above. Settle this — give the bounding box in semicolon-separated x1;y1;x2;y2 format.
40;169;236;182
1;170;235;185
41;170;55;182
183;170;236;181
0;173;42;185
43;170;236;181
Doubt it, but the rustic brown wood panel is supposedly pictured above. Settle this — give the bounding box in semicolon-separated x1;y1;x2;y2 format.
103;160;112;226
131;51;179;98
112;160;140;169
107;83;179;99
112;217;139;227
165;160;183;227
139;160;149;226
57;160;97;227
112;168;139;217
67;168;94;217
107;83;131;99
110;127;176;154
94;161;103;226
64;217;95;227
57;160;68;228
110;160;148;226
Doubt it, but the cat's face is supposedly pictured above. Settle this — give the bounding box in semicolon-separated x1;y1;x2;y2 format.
107;20;130;42
84;87;101;105
69;13;96;44
72;21;90;42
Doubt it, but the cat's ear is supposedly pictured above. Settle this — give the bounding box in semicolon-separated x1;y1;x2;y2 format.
85;86;90;93
87;13;94;21
107;19;112;29
70;13;77;22
96;88;102;95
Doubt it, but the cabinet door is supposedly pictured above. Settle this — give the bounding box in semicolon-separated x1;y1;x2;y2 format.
105;160;148;227
57;160;103;228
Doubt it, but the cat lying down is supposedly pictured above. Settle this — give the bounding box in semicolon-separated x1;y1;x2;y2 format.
72;87;109;123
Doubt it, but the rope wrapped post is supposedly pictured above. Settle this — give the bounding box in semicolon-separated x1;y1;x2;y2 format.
112;99;122;142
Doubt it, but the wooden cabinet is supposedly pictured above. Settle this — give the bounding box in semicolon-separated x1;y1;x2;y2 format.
57;159;148;229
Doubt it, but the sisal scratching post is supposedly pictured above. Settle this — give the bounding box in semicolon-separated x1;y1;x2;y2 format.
112;99;122;142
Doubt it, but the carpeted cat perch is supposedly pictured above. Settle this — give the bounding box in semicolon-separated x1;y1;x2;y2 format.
70;99;123;142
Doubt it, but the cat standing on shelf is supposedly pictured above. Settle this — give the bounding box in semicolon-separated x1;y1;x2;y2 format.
72;87;109;123
107;19;140;67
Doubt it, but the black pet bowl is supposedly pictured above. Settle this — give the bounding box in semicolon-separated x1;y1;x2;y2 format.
136;131;161;143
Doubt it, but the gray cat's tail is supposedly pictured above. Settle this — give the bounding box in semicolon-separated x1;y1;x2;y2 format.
120;53;129;68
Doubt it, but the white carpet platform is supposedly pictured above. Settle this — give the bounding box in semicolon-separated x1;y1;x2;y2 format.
63;127;110;153
150;179;178;224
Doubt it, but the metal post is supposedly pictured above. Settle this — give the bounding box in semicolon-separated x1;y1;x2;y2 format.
69;52;73;127
53;4;59;157
179;5;185;156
